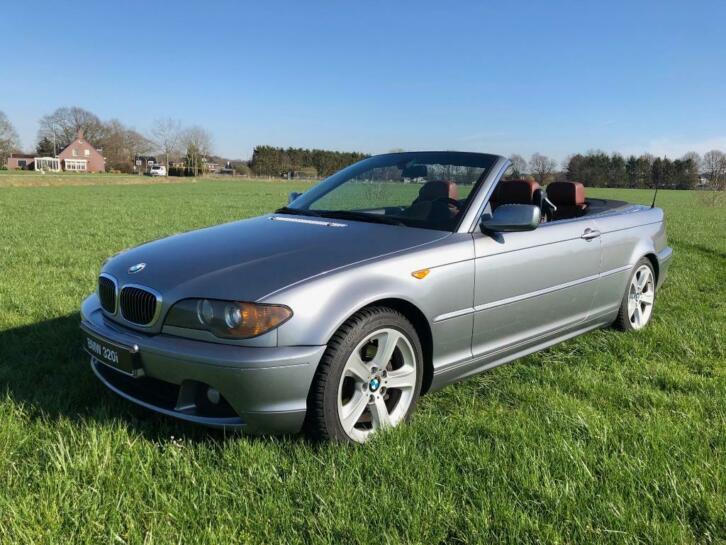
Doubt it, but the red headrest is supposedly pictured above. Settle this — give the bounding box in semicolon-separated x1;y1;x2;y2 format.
547;181;585;206
417;180;458;201
493;179;540;205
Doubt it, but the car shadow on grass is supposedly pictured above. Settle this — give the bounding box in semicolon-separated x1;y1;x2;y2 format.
0;313;306;445
675;240;726;261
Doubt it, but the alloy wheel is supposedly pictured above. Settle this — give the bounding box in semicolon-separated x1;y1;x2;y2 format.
336;328;417;442
627;264;655;330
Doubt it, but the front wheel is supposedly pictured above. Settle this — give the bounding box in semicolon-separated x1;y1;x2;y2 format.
614;258;656;331
306;307;423;443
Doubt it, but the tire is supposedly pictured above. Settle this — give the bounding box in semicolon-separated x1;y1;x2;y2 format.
614;257;656;331
306;306;424;443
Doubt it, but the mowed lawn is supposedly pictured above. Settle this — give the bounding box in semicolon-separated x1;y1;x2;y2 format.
0;178;723;544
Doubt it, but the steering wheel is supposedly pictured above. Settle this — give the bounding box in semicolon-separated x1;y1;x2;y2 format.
432;197;461;210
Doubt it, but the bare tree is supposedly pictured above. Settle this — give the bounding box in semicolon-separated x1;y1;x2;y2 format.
180;126;213;176
37;106;106;153
529;153;557;185
702;150;726;185
104;119;154;172
181;125;213;155
508;154;528;178
151;118;182;174
0;111;20;166
701;150;726;206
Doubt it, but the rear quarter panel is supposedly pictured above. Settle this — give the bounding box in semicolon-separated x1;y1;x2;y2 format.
592;206;667;319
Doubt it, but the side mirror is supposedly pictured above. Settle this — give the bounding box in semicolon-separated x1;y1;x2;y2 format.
480;204;540;233
288;191;302;204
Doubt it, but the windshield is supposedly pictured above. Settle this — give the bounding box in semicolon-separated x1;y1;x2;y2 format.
283;152;498;231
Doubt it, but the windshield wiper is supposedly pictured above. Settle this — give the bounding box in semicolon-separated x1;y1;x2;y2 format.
317;210;405;226
274;206;322;217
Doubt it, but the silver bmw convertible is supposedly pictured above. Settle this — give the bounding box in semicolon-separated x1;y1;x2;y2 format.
81;152;672;443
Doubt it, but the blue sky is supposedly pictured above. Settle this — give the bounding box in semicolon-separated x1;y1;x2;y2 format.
2;0;725;161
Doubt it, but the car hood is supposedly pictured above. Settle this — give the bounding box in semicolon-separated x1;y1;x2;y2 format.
102;214;449;302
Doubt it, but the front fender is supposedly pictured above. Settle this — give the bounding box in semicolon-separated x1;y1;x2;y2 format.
264;235;475;347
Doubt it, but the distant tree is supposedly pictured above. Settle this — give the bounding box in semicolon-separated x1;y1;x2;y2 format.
702;150;726;187
249;146;368;177
529;153;556;185
151;118;183;174
103;119;154;172
608;153;627;187
37;106;106;153
35;137;55;156
565;153;586;182
233;162;252;176
508;154;528;178
651;157;665;190
675;158;699;190
627;155;652;188
681;151;702;173
181;126;213;176
699;150;726;205
0;111;20;166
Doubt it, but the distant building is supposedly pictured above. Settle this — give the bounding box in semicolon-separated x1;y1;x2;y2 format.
4;131;105;172
57;130;105;172
6;153;36;170
134;155;157;174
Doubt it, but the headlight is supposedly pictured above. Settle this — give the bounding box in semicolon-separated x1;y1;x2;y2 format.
165;299;292;339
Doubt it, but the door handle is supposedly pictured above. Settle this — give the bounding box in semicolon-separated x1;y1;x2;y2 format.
581;228;601;240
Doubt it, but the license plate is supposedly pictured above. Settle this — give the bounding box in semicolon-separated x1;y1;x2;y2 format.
82;327;141;376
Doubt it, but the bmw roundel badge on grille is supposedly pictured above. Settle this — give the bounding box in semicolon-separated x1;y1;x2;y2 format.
128;263;146;274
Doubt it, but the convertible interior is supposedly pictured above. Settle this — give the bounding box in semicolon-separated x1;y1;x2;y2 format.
401;177;631;229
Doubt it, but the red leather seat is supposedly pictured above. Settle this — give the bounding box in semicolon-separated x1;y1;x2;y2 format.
404;180;460;228
490;179;541;209
547;181;587;219
413;180;459;203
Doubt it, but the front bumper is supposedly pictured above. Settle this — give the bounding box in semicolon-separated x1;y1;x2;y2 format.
80;295;326;434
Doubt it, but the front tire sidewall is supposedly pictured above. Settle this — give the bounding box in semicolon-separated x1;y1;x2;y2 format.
319;309;423;443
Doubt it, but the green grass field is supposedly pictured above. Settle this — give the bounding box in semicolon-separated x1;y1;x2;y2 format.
0;178;723;544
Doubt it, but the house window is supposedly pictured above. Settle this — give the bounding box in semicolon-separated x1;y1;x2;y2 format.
18;160;26;168
35;157;61;172
72;149;77;157
65;159;88;171
84;149;90;156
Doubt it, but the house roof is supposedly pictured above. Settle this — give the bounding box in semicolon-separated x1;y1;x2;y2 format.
58;130;105;161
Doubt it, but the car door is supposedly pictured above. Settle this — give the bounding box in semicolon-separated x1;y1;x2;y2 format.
471;217;602;358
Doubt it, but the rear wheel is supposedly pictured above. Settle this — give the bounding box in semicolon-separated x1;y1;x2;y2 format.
306;307;423;443
614;258;656;331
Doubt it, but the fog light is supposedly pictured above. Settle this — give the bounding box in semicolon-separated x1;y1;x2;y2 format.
206;387;221;405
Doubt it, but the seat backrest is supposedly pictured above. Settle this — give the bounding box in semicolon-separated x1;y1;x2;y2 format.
491;179;541;208
414;180;458;203
404;180;460;229
546;181;587;220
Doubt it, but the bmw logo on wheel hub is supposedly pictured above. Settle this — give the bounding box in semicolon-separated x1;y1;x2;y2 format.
369;377;381;392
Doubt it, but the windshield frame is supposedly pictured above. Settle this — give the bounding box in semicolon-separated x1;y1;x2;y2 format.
287;151;501;232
